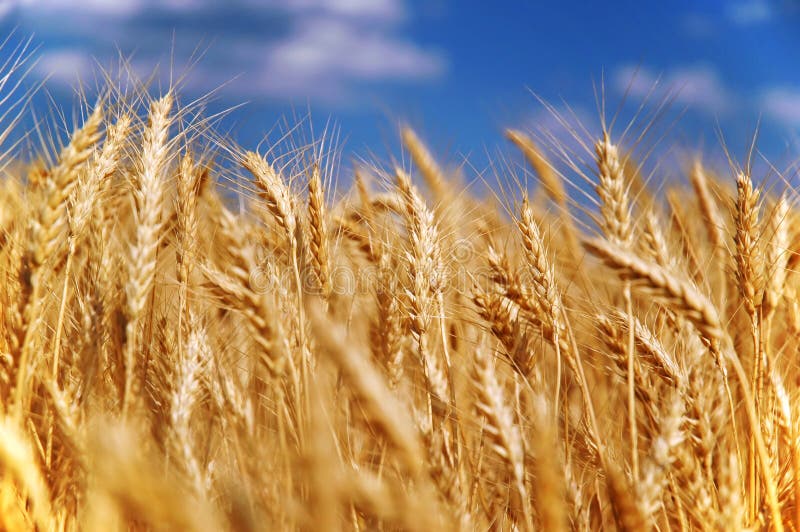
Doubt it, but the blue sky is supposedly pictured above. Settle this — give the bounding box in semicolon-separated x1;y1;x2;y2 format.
1;0;800;181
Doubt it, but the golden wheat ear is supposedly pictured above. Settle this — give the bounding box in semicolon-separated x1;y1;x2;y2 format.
122;93;173;417
307;163;332;303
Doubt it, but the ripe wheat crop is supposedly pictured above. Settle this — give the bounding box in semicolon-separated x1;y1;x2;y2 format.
0;58;798;531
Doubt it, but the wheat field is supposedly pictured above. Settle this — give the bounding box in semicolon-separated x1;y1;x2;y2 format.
0;63;799;531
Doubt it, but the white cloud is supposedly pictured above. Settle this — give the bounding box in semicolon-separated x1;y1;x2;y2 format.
760;88;800;126
613;65;734;114
33;49;97;87
5;0;444;102
278;0;404;21
727;0;773;25
615;66;800;132
15;0;166;16
5;0;405;20
261;17;442;84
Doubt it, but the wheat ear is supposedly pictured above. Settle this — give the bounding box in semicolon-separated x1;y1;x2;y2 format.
396;168;450;413
733;170;764;521
307;163;331;302
506;129;565;205
690;160;728;306
583;237;724;346
32;102;104;270
122;93;173;417
595;132;638;481
401;126;446;199
14;103;104;415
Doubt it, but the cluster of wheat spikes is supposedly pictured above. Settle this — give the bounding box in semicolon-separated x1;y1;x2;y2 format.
2;71;800;531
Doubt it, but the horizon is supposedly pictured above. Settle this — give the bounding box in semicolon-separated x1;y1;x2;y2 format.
0;0;799;187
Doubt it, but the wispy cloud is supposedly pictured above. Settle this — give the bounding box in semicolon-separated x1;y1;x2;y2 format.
249;17;444;100
614;64;800;133
14;0;150;16
33;49;98;88
613;65;734;114
727;0;773;25
278;0;405;21
759;87;800;126
3;0;446;103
